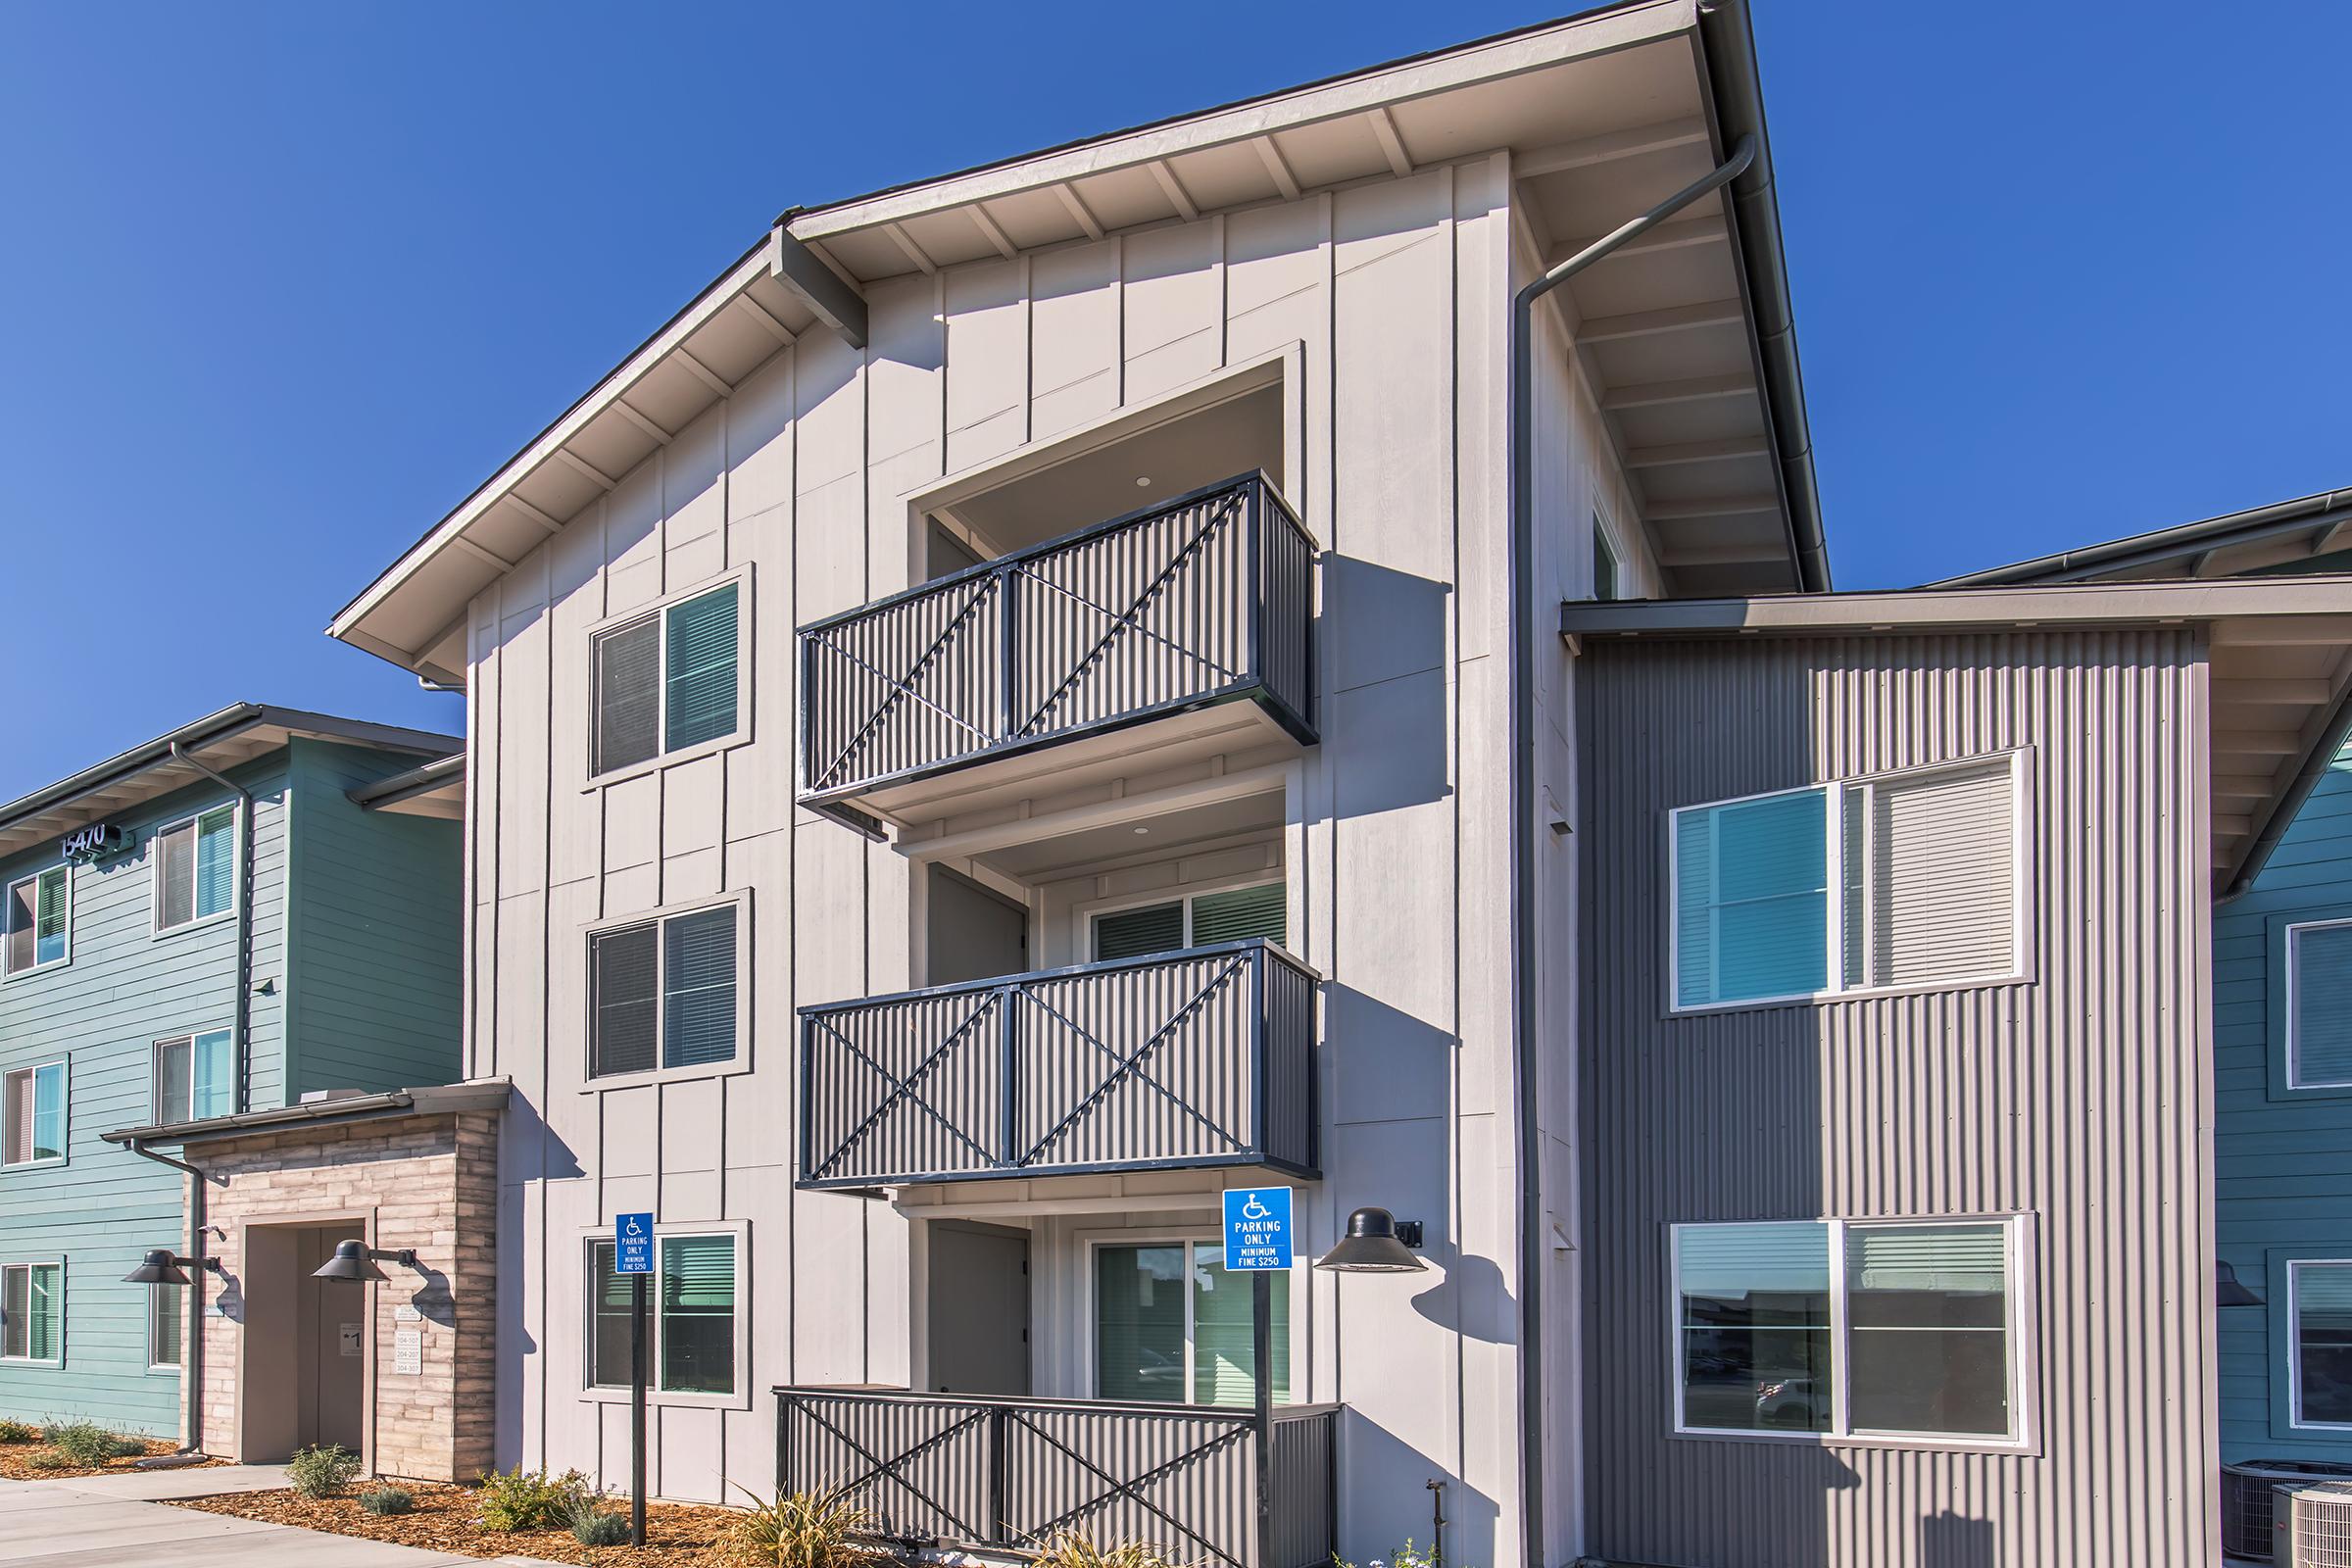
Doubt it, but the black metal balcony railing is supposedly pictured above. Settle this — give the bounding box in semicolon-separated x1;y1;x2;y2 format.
796;471;1316;811
776;1388;1340;1568
798;940;1318;1190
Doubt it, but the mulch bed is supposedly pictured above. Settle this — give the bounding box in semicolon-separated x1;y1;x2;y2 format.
171;1482;750;1565
0;1434;221;1483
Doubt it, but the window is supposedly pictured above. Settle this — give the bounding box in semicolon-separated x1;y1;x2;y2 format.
149;1282;184;1372
1092;882;1286;962
1671;755;2022;1009
1592;514;1620;601
1094;1240;1289;1408
588;1232;738;1396
2287;920;2352;1089
152;1032;234;1125
154;806;236;932
0;1262;62;1362
2291;1261;2352;1428
2;1062;65;1167
3;865;69;976
592;582;741;777
589;904;739;1079
1674;1218;2022;1444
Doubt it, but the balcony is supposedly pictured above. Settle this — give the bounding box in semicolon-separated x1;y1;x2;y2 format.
776;1387;1339;1568
797;472;1316;835
798;940;1318;1190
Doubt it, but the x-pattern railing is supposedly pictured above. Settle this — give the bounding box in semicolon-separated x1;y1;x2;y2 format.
797;471;1314;807
801;942;1314;1189
1003;1405;1254;1567
788;1395;995;1543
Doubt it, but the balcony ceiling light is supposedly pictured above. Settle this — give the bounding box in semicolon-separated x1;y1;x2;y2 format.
1135;475;1152;487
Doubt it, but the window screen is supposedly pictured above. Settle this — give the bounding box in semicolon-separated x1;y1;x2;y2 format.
1190;883;1285;947
1191;1242;1289;1406
2291;921;2352;1088
659;1235;737;1394
150;1282;183;1370
2;1263;61;1360
591;923;661;1077
1845;1223;2011;1436
1095;903;1186;962
4;866;68;974
2298;1262;2352;1426
1675;790;1831;1006
662;906;737;1070
3;1064;64;1165
593;616;662;776
1861;761;2016;989
154;1031;234;1125
663;585;739;752
1097;1245;1187;1402
1676;1222;1833;1433
155;808;234;931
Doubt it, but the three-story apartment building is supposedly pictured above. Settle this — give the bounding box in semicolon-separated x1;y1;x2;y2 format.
0;705;462;1441
327;4;1828;1561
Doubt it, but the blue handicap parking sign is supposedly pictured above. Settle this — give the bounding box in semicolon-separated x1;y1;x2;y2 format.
1222;1187;1294;1270
615;1211;655;1275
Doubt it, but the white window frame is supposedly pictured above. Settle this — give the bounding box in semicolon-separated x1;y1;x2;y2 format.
1668;1214;2034;1452
2285;919;2352;1090
579;890;753;1091
1;1059;68;1170
2287;1259;2352;1430
1592;502;1623;602
1665;750;2032;1015
1076;874;1287;958
1081;1232;1294;1408
0;1258;65;1366
150;801;241;938
3;861;72;980
146;1279;185;1374
579;1219;750;1410
583;565;754;791
151;1030;234;1125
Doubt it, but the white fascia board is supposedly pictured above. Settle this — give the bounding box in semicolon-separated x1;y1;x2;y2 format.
329;244;775;647
788;0;1696;240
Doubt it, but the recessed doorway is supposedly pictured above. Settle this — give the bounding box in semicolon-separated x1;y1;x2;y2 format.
238;1221;368;1461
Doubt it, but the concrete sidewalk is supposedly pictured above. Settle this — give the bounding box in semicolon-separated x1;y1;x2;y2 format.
0;1467;550;1567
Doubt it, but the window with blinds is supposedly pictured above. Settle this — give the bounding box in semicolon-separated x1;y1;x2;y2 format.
2294;1261;2352;1427
2289;920;2352;1089
1;1262;62;1361
153;806;235;932
591;582;741;778
149;1281;183;1371
1093;881;1286;962
590;905;739;1080
4;865;69;975
1674;1217;2021;1443
153;1031;234;1125
2;1062;65;1166
586;1234;737;1396
1672;755;2022;1009
1096;1240;1289;1408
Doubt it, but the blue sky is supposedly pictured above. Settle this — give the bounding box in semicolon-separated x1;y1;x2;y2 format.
3;2;2346;798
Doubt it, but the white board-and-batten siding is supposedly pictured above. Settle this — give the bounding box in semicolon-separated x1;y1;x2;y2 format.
463;154;1628;1559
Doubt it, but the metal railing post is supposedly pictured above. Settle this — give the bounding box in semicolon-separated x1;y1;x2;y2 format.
999;985;1020;1171
989;1403;1010;1547
997;563;1018;744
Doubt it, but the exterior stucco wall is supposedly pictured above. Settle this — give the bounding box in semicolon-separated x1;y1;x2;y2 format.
1576;630;2215;1567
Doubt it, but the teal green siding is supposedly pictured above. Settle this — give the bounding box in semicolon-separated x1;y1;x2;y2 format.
2220;750;2352;1461
0;735;461;1437
283;740;463;1099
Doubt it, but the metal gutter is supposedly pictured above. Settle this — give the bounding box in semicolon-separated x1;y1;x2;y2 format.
0;705;459;836
1931;486;2352;587
1511;125;1760;1568
100;1081;512;1149
169;743;256;1114
351;752;466;810
1693;0;1829;594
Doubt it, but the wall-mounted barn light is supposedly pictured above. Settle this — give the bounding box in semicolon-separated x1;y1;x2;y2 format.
313;1240;417;1284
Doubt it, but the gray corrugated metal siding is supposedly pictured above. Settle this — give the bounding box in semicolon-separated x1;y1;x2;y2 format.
1577;630;2215;1567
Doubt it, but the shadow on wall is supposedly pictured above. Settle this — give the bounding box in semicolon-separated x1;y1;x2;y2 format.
1921;1511;1994;1568
1345;1413;1499;1568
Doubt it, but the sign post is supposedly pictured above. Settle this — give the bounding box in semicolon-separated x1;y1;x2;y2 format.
1222;1187;1293;1568
615;1213;654;1547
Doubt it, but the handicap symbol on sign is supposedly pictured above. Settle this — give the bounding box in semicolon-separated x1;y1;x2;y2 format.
622;1216;647;1237
1242;1195;1271;1221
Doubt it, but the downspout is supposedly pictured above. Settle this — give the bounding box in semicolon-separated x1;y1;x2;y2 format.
1509;135;1756;1568
168;743;254;1113
126;1140;210;1455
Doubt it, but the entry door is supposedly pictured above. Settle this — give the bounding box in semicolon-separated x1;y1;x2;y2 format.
928;866;1028;985
299;1226;368;1454
928;1222;1029;1396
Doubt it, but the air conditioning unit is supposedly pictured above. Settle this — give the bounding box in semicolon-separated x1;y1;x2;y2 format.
2223;1461;2352;1561
2276;1480;2352;1567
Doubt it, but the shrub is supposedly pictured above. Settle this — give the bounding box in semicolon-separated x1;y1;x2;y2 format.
476;1465;589;1532
720;1485;879;1567
550;1484;630;1546
1331;1544;1454;1568
40;1421;145;1466
1032;1534;1198;1568
0;1418;37;1444
23;1447;73;1471
287;1443;362;1498
358;1484;416;1516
